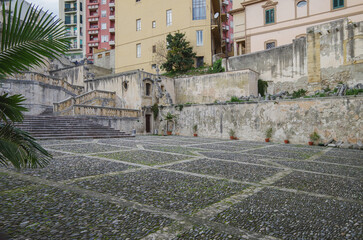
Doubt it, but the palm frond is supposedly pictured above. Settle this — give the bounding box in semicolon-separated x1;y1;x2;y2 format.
0;93;28;123
0;0;70;76
0;123;52;168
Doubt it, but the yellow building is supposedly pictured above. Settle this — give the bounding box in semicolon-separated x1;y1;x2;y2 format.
115;0;223;73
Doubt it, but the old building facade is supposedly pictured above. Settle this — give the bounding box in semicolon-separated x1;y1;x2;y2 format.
231;0;363;55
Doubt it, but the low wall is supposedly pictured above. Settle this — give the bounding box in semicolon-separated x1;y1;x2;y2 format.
159;96;363;144
227;19;363;94
174;69;259;104
49;65;84;87
56;105;140;118
75;116;142;134
1;79;76;115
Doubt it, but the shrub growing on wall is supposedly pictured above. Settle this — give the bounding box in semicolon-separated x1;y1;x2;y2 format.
258;80;268;97
161;32;197;73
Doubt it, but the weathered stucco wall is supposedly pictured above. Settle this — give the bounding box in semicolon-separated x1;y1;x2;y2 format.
1;79;76;115
50;65;85;87
85;70;175;110
228;18;363;94
159;96;363;145
174;70;259;104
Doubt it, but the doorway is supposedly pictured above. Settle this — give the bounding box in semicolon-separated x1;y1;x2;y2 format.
145;114;151;133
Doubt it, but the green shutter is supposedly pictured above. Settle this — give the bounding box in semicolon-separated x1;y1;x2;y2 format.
265;9;274;24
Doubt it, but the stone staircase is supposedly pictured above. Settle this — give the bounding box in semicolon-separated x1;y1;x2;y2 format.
15;115;134;140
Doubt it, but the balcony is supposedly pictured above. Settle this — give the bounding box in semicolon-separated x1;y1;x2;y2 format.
89;17;99;22
65;7;77;12
109;40;115;45
65;21;76;26
89;38;99;42
89;13;99;17
222;0;229;6
88;5;98;9
109;15;115;21
89;42;99;47
222;25;229;31
88;30;98;35
65;32;78;37
88;0;99;4
109;28;115;33
109;2;115;7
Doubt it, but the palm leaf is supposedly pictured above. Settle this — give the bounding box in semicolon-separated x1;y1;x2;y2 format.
0;123;52;169
0;93;27;123
0;0;70;76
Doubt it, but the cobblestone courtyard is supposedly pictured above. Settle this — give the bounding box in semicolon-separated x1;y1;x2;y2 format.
0;136;362;239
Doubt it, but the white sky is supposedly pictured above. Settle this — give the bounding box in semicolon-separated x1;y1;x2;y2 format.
26;0;59;17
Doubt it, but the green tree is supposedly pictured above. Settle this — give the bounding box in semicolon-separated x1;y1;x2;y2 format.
0;0;69;168
161;32;196;73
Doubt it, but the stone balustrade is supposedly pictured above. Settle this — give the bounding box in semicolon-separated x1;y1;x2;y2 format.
14;72;84;95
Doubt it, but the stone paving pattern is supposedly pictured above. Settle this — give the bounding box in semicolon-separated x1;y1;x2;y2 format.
0;136;362;239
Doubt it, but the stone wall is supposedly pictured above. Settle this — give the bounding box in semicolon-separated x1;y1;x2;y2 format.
227;18;363;94
174;70;259;104
1;79;76;115
50;65;85;87
159;96;363;145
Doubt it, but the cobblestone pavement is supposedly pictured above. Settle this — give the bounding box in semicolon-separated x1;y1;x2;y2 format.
0;136;362;239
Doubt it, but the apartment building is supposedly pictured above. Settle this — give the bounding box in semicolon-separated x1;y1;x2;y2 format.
221;0;234;57
115;0;223;74
231;0;363;55
59;0;85;62
86;0;116;61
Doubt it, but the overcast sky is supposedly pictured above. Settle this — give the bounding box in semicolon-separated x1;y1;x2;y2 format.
26;0;59;17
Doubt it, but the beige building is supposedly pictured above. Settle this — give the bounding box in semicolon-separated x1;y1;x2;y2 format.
115;0;223;74
231;0;363;55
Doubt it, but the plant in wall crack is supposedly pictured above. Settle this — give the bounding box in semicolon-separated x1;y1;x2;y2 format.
258;79;269;97
151;103;159;120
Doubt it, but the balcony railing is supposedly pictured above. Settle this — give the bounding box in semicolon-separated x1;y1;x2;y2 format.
88;42;99;47
109;28;115;33
65;7;77;12
89;0;99;4
65;32;78;37
89;17;99;22
109;15;115;20
89;38;99;42
88;5;98;9
109;2;115;7
109;40;115;45
88;30;98;34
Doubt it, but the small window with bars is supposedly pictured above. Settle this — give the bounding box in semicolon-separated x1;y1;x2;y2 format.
265;41;276;50
333;0;344;9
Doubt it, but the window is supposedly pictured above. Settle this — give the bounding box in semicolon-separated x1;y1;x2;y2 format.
80;2;82;11
166;10;172;26
101;0;106;4
65;15;71;24
101;23;107;29
136;0;141;2
152;45;156;53
152;64;157;70
196;57;204;68
105;52;110;56
136;44;141;58
73;15;77;24
101;35;109;42
265;41;276;49
145;83;151;96
136;19;141;31
192;0;206;20
297;0;307;7
80;15;82;24
101;10;107;17
152;21;156;28
333;0;344;9
265;8;275;24
196;30;203;46
98;54;102;59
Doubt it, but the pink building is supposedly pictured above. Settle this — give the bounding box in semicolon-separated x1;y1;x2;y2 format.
222;0;234;56
86;0;115;61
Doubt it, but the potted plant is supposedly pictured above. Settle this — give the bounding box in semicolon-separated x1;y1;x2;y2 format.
265;127;273;142
193;124;198;137
165;112;176;135
229;129;236;140
309;131;320;145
